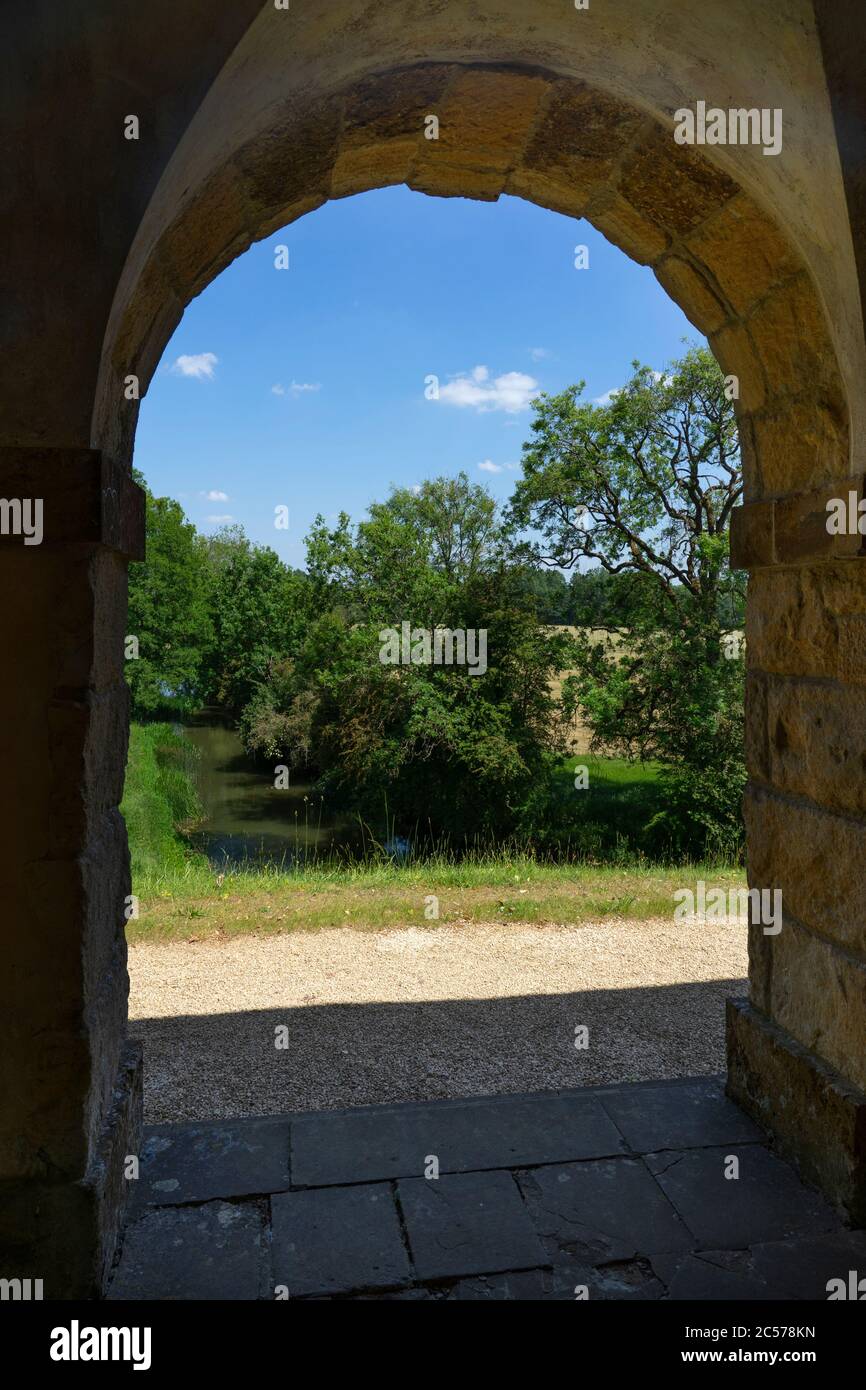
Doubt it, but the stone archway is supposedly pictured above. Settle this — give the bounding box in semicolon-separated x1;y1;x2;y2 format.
3;2;865;1297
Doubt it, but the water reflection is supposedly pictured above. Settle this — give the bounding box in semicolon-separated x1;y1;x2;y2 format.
181;714;358;867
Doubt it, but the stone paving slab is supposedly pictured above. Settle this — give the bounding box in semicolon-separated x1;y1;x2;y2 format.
397;1170;548;1282
653;1229;866;1301
271;1183;411;1297
290;1089;625;1187
108;1201;268;1300
134;1116;291;1206
645;1144;839;1249
519;1156;694;1262
108;1078;865;1301
599;1076;764;1152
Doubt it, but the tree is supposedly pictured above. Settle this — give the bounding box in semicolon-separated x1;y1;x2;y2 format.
126;488;212;715
242;475;576;841
200;526;310;713
509;345;747;856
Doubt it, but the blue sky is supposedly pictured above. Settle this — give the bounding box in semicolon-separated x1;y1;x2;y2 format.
135;185;703;570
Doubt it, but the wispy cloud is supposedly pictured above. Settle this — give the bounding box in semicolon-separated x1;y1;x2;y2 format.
201;489;229;502
172;352;218;380
206;514;234;525
272;381;322;396
529;347;550;362
438;365;539;414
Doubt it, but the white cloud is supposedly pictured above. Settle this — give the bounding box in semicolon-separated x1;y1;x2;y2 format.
207;514;234;524
478;459;519;474
272;381;322;396
201;490;229;502
172;352;218;380
529;347;549;362
438;366;539;414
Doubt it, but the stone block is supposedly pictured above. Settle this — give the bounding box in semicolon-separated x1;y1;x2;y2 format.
135;1115;292;1206
271;1183;410;1297
655;255;730;334
645;1143;837;1249
108;1199;268;1301
727;997;866;1225
518;1156;692;1261
744;784;866;957
684;193;803;318
290;1090;625;1187
618;126;739;238
398;1170;546;1282
599;1077;763;1152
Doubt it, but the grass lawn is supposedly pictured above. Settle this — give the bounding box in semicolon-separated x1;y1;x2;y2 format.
126;856;746;943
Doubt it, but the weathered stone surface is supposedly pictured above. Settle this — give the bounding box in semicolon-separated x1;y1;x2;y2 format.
410;67;547;201
618;127;739;238
332;65;455;200
518;1157;692;1261
271;1183;410;1297
764;916;866;1092
587;189;670;265
398;1170;546;1282
730;499;774;568
290;1090;625;1187
655;255;730;334
746;562;866;679
160;162;253;300
727;998;866;1225
774;481;865;565
744;785;866;957
685;194;803;317
747;274;847;415
135;1116;291;1206
0;1042;141;1298
522;81;645;208
709;321;767;412
752;672;866;815
108;1199;268;1300
751;401;849;497
646;1143;838;1249
599;1077;763;1152
235;97;343;228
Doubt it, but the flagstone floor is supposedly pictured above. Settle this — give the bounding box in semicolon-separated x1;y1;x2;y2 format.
107;1075;866;1301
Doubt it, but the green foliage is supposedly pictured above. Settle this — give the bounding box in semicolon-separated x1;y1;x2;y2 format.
242;473;577;841
199;526;310;712
511;345;747;857
121;723;206;879
126;490;212;714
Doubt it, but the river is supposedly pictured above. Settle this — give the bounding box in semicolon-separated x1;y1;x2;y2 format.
181;716;359;868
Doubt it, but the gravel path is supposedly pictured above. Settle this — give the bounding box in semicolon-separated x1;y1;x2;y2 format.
128;918;747;1123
